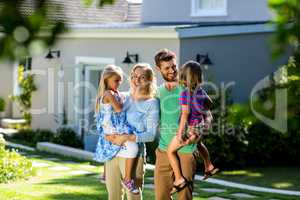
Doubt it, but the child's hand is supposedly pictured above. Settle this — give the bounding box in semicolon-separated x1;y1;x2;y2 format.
165;82;178;91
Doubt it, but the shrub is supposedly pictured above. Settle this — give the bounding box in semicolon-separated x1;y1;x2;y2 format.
53;127;83;149
0;97;5;112
209;100;300;168
0;134;5;150
11;128;84;149
34;129;55;143
11;128;55;147
0;134;34;183
11;128;36;145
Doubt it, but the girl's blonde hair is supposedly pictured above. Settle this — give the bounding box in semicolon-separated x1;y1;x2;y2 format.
130;63;157;98
95;65;123;113
179;61;203;92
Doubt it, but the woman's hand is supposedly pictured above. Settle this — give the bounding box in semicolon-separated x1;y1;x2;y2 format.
105;134;128;146
105;135;116;142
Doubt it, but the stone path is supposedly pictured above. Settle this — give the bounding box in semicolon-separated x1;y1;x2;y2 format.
200;188;226;193
194;174;300;196
230;193;257;198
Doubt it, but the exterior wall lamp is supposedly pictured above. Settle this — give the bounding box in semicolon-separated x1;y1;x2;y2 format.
196;53;213;69
122;51;139;64
45;49;61;59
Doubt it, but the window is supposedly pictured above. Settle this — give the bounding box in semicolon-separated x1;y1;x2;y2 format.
19;57;32;71
191;0;227;17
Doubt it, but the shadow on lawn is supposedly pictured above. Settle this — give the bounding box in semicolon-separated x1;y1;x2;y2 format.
40;173;100;186
49;193;107;200
39;173;108;200
40;173;156;200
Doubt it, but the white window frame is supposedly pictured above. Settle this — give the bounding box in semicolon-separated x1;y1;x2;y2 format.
191;0;228;17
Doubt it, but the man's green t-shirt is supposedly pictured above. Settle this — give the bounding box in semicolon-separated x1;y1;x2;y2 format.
157;85;197;153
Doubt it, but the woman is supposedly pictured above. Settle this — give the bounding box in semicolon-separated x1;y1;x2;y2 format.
104;63;159;200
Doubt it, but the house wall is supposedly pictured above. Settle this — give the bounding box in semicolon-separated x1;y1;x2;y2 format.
142;0;272;23
0;62;14;118
30;37;179;132
179;32;290;103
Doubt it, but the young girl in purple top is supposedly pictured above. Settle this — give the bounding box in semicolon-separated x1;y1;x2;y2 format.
167;61;219;194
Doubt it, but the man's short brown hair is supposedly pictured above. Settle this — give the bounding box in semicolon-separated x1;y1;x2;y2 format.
154;49;176;68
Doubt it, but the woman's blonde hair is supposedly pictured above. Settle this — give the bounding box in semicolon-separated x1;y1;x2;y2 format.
130;63;157;98
179;61;203;93
95;65;123;113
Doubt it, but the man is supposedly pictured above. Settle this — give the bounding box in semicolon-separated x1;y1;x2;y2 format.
154;49;198;200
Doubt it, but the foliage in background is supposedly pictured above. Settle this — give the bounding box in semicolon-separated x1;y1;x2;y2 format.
197;57;300;168
0;0;66;61
53;127;83;149
9;65;37;126
269;0;300;59
0;0;116;61
10;127;83;149
81;0;115;7
0;134;34;183
199;0;300;168
202;88;251;168
0;97;5;112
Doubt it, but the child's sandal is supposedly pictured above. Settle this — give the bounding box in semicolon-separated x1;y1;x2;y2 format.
203;167;219;180
170;178;189;195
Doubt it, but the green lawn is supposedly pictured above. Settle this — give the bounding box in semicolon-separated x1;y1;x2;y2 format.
215;167;300;191
0;149;299;200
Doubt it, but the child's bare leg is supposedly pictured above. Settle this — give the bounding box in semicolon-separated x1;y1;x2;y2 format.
124;157;138;181
197;142;214;172
167;136;185;185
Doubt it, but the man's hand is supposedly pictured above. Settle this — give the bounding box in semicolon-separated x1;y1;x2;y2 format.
181;131;201;145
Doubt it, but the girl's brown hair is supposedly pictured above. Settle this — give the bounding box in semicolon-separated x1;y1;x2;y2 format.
179;61;203;92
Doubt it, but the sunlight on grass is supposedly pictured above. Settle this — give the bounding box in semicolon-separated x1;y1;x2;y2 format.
272;182;294;189
221;170;263;177
1;149;300;200
247;172;262;177
221;170;248;175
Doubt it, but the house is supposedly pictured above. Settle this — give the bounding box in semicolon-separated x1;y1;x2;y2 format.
0;0;290;151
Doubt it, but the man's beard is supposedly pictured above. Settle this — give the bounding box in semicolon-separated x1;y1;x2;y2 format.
162;72;178;82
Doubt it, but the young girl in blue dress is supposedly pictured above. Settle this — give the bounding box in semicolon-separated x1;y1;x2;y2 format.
94;65;140;194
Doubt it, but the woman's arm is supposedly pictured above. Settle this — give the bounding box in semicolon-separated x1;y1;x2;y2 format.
106;99;159;145
103;90;122;113
134;99;159;143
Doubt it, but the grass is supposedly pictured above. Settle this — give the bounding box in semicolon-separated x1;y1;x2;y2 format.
0;148;300;200
215;166;300;191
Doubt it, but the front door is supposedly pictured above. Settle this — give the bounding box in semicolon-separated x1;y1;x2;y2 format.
83;65;104;135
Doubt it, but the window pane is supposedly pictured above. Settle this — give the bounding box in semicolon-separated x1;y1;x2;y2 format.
199;0;225;10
